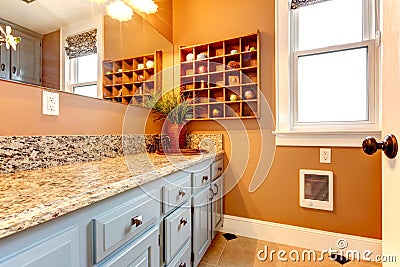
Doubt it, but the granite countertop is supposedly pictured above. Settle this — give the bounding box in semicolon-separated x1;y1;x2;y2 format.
0;152;221;239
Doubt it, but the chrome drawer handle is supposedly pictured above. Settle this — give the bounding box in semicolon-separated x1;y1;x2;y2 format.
179;263;186;267
178;190;186;197
202;175;209;182
131;215;143;227
209;188;215;201
180;218;188;226
213;184;219;195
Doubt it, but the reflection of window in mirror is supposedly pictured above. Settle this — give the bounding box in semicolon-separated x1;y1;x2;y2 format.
69;54;99;98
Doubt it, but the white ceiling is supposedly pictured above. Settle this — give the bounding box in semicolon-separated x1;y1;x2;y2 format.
0;0;106;35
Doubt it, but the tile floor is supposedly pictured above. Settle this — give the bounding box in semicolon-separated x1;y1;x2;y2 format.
199;232;382;267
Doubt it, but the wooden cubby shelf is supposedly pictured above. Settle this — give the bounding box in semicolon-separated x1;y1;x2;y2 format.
102;50;162;106
180;32;260;120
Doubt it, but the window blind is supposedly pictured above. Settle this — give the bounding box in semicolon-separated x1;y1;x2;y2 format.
65;29;97;59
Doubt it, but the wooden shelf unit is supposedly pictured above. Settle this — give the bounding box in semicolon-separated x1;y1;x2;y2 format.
102;50;162;106
179;32;260;120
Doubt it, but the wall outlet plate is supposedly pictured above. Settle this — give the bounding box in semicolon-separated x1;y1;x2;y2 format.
42;91;59;116
320;148;331;164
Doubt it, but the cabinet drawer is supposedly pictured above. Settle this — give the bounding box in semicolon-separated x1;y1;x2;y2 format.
166;241;190;267
0;227;79;267
93;190;160;263
211;159;224;180
164;207;191;264
163;174;191;214
192;166;211;193
99;226;159;267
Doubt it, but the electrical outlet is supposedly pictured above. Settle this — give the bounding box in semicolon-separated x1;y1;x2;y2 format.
42;91;59;116
320;148;331;164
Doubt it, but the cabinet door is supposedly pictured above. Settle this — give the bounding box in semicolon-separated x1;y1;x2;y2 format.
0;227;79;267
10;29;41;85
99;226;159;267
0;42;9;80
191;187;212;266
212;175;224;238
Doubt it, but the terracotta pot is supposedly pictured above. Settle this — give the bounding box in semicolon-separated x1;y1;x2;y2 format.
164;121;187;150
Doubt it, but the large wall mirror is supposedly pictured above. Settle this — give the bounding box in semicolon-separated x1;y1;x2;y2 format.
0;0;173;106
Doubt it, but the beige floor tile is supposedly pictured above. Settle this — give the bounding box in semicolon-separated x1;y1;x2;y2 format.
200;233;381;267
217;242;278;267
198;262;215;267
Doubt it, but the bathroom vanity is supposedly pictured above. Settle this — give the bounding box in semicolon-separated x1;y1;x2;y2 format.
0;152;224;267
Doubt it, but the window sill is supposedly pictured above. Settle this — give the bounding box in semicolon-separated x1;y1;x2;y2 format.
273;130;382;147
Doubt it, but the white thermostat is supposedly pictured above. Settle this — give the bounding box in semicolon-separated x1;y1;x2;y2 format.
299;169;333;211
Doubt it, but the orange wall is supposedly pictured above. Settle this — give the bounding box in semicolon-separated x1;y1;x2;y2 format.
42;30;60;90
175;0;382;239
0;80;161;136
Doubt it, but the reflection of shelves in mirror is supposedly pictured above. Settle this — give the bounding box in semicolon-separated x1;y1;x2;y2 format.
102;50;162;106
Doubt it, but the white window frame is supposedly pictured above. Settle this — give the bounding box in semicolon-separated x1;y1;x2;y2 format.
275;0;381;147
60;15;104;99
68;54;99;96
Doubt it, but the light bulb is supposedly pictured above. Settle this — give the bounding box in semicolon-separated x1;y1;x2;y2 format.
88;0;108;4
106;0;134;22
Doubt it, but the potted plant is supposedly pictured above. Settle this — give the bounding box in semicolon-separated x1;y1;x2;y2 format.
145;88;193;150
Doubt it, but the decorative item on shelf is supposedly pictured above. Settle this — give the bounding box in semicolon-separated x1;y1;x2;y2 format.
244;45;250;52
230;49;238;55
230;94;238;101
197;65;207;74
212;108;223;118
116;77;122;84
227;61;240;69
146;60;154;69
186;69;194;76
215;65;225;71
186;53;194;61
215;96;224;102
0;25;21;50
117;68;123;72
106;71;112;75
244;89;256;100
197;53;207;60
228;76;240;85
144;88;194;151
250;47;256;51
137;74;144;82
200;80;206;88
216;81;224;87
138;63;144;69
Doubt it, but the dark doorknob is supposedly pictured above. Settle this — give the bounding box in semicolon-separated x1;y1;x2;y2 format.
362;134;398;159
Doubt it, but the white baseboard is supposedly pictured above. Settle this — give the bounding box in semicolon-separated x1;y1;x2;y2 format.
221;215;382;256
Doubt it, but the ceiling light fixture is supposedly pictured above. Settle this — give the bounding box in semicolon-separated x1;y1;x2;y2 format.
0;26;21;50
89;0;158;22
126;0;158;14
21;0;36;3
88;0;108;4
106;0;134;22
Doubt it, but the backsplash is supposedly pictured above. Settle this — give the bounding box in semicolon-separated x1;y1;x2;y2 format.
0;134;222;174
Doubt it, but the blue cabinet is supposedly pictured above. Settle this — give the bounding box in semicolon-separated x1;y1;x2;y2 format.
0;227;79;267
98;226;159;267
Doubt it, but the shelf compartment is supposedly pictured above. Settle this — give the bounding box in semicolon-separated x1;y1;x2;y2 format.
225;102;241;118
209;87;224;103
241;34;258;52
209;41;224;58
241;51;257;68
193;105;209;119
242;101;258;117
224;38;240;55
209;103;224;119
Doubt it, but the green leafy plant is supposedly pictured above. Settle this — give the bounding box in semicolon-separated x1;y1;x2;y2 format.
145;88;193;124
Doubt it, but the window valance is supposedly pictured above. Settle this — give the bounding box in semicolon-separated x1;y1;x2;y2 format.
65;29;97;59
291;0;332;9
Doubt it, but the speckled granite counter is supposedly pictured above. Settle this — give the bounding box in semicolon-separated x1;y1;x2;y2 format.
0;152;222;239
